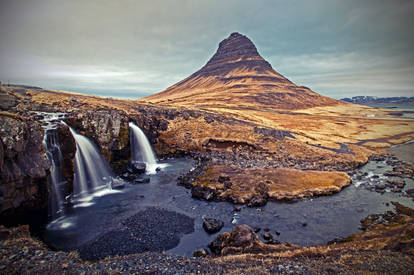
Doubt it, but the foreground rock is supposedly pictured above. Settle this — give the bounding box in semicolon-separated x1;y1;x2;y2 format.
191;165;351;205
202;218;224;234
208;224;299;256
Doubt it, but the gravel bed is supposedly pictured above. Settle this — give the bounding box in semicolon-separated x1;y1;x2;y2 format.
78;207;194;260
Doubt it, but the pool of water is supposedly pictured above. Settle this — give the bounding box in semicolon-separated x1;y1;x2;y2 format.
45;157;414;257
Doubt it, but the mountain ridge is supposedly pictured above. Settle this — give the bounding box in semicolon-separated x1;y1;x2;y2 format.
342;96;414;106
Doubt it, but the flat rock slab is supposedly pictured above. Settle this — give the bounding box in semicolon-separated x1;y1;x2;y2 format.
193;165;351;204
78;207;194;260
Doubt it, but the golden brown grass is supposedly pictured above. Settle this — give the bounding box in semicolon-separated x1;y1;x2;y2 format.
194;165;350;202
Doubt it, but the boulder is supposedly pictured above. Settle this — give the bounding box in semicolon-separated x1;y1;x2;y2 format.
208;224;257;255
193;248;209;257
133;177;150;184
226;224;258;248
202;217;224;234
111;178;125;189
208;224;298;256
263;232;273;241
233;205;242;212
208;232;229;255
130;162;146;174
247;196;267;207
191;186;214;201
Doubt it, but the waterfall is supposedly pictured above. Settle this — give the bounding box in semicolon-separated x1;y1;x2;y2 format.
44;129;66;220
37;111;67;220
69;128;114;199
129;122;160;174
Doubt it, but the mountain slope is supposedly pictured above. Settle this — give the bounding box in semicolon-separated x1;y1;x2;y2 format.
141;32;339;110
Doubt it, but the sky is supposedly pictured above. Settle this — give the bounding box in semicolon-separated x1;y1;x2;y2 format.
0;0;413;99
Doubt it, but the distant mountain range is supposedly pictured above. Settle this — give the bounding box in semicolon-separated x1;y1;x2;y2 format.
341;96;414;106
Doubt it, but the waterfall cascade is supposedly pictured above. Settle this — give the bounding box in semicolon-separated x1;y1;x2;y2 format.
44;128;66;220
129;122;160;174
38;112;67;220
69;127;114;199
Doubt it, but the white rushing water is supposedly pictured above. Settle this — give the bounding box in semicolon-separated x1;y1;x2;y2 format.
38;112;67;220
69;127;114;199
44;129;66;220
129;122;163;174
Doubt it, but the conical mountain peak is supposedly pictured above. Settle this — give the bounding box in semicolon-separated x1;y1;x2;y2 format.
200;32;273;76
142;32;339;110
210;32;261;63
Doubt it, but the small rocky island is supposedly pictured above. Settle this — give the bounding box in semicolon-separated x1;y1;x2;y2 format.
1;33;414;274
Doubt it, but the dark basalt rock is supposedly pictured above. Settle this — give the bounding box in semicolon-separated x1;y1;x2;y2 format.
233;205;242;212
191;186;214;201
0;114;50;217
133;177;150;184
263;232;273;241
56;123;76;197
193;248;209;257
111;178;125;189
202;217;224;234
130;162;146;174
247;196;268;207
208;232;229;255
209;224;264;256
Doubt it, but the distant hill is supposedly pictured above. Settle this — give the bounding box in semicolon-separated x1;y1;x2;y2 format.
141;32;340;110
341;96;414;106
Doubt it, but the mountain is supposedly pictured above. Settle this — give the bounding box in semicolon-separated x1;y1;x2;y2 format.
341;96;414;106
141;32;339;110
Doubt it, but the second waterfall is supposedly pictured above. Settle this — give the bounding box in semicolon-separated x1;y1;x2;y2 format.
70;128;114;199
128;122;160;174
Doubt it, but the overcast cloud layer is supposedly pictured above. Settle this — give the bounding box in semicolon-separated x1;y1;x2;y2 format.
0;0;413;99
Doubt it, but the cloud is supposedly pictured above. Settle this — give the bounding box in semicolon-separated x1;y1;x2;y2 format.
270;52;414;98
0;0;413;98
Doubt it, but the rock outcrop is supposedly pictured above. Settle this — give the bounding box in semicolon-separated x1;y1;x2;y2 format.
189;165;351;204
0;112;50;217
208;224;299;256
56;123;76;196
65;110;130;173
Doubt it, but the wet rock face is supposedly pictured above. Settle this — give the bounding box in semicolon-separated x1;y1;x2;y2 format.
65;110;130;173
56;123;76;196
0;114;50;216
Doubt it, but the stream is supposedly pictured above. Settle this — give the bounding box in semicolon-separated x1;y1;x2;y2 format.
45;156;414;257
